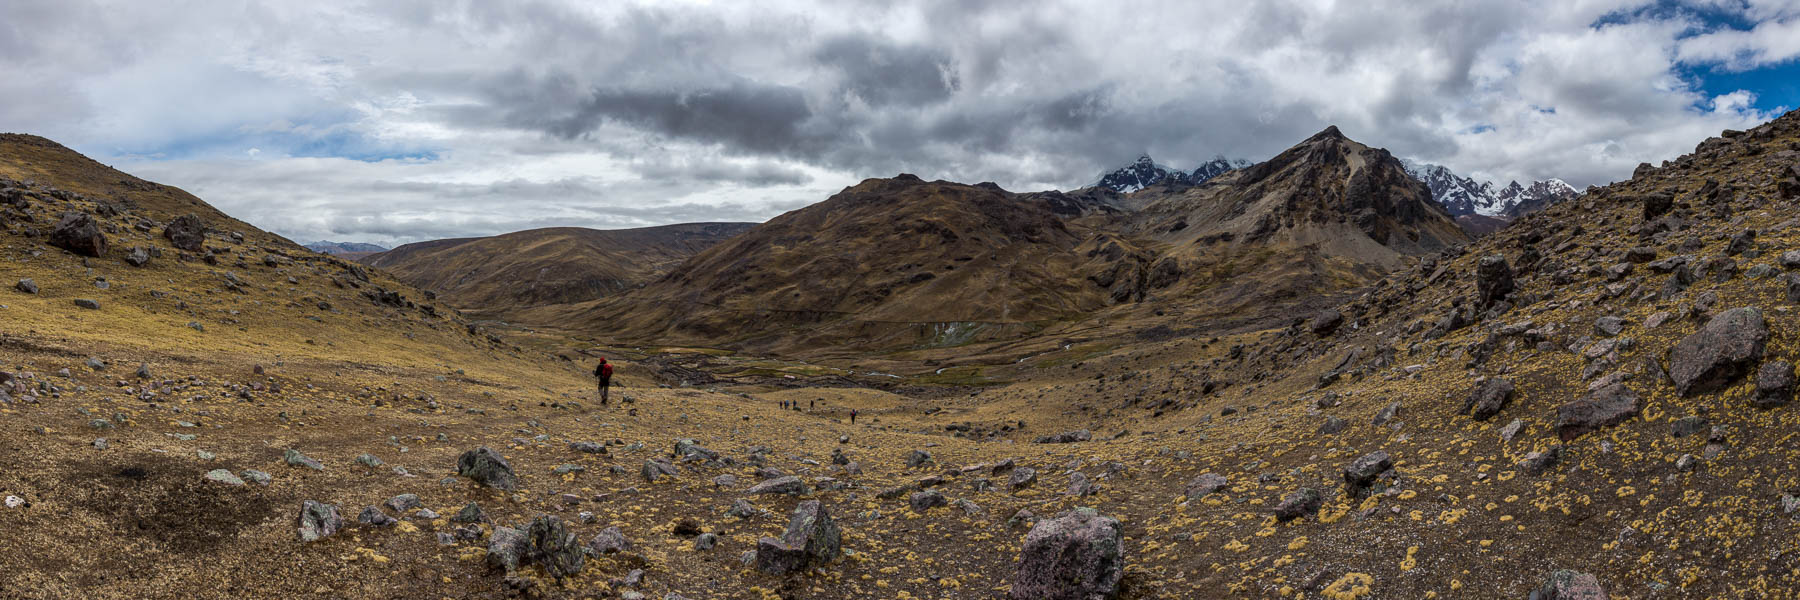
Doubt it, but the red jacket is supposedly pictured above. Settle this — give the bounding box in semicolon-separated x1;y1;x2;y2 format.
596;362;613;379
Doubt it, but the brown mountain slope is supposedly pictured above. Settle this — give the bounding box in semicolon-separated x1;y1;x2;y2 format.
0;133;518;364
524;175;1123;355
1081;126;1470;323
1044;108;1800;597
361;223;753;315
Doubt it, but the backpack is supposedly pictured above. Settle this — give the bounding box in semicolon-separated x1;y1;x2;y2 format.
599;363;614;378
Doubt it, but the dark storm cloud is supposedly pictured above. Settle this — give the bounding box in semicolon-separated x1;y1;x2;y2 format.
813;35;959;108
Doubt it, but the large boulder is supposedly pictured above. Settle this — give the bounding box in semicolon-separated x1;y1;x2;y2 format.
49;212;107;257
754;500;842;575
1755;360;1796;408
163;214;206;251
1668;307;1767;396
1342;450;1392;490
1273;488;1322;522
1009;508;1124;600
1476;255;1514;310
456;446;519;491
1310;309;1343;335
296;500;344;542
1557;383;1640;441
1464;378;1515;421
487;526;529;571
527;514;585;580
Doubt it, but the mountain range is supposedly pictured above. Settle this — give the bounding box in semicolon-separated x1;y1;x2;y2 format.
1402;159;1580;217
1093;153;1580;229
1093;155;1254;193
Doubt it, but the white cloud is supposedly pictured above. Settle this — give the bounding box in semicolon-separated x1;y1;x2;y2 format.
0;0;1792;244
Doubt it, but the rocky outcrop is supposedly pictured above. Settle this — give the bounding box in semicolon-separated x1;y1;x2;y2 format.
1010;508;1124;600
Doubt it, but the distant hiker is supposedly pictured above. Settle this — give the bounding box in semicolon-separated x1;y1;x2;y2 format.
850;409;857;424
594;358;614;405
809;399;816;410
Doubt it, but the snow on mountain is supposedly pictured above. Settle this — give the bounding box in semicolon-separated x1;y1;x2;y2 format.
1191;156;1254;184
1401;160;1577;218
1095;155;1251;193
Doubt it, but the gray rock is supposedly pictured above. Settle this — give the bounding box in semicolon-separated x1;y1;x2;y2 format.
384;493;422;513
1670;416;1709;438
747;475;808;496
203;469;244;486
588;526;632;554
1273;488;1322;521
527;514;585;580
754;500;842;575
357;505;397;527
694;532;721;551
1476;255;1514;310
1009;507;1123;600
355;453;384;468
673;438;719;462
1675;453;1699;472
1754;360;1795;408
1465;378;1515;421
296;500;343;542
908;490;948;512
15;279;36;294
1500;418;1525;442
1519;446;1564;476
1184;473;1228;499
284;448;323;470
240;470;272;485
1668;307;1767;396
1593;316;1625;337
163;214;206;252
452;502;487;523
1557;383;1640;441
1009;467;1038;491
1530;569;1608;600
1343;450;1393;490
641;458;679;482
49;212;108;257
727;499;762;519
456;446;519;490
569;441;606;454
1372;401;1401;426
74;298;100;310
1310;309;1343;335
487;526;529;571
905;449;933;468
1317;416;1346;434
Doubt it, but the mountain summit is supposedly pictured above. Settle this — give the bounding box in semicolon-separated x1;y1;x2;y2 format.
1094;154;1252;193
1403;159;1578;217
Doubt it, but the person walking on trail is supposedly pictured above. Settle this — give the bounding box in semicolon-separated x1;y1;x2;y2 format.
594;358;614;406
850;409;857;424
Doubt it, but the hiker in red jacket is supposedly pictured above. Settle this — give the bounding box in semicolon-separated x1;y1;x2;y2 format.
594;358;614;406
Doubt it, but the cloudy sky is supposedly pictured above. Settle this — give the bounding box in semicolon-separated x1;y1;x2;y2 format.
3;0;1797;246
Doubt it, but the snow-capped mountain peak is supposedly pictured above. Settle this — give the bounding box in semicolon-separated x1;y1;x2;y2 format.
1094;154;1252;193
1401;159;1578;218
